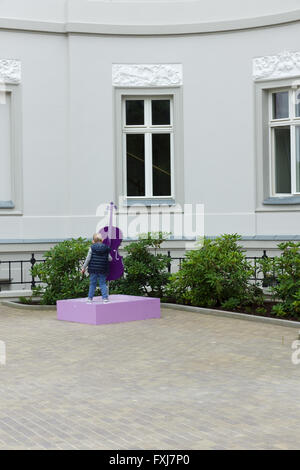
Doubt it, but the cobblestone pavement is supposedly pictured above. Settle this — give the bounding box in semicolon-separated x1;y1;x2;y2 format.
0;303;300;450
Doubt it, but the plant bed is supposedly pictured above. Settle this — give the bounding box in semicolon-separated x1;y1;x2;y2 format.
164;237;300;323
162;302;300;329
212;301;300;323
161;299;300;323
18;296;42;306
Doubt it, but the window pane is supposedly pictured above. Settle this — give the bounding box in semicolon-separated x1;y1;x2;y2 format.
126;100;144;125
296;90;300;117
274;127;291;193
0;92;12;201
296;127;300;192
152;134;171;196
152;100;170;125
272;92;289;119
126;134;145;196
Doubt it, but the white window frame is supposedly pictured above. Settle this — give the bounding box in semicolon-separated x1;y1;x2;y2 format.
114;87;184;208
0;83;23;215
122;95;174;199
269;87;300;196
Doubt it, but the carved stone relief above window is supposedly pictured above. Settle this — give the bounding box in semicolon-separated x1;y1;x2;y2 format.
253;51;300;81
112;64;183;87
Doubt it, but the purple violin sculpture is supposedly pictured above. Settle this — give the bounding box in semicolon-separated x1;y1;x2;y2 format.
99;202;124;281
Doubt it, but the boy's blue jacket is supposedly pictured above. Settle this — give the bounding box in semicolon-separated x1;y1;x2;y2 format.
87;243;111;274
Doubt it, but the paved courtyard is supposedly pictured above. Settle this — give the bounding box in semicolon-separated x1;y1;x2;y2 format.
0;303;300;450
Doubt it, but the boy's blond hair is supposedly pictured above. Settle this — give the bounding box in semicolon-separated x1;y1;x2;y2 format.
93;233;103;243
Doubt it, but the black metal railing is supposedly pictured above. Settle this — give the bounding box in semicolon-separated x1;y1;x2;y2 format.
0;254;45;291
0;249;277;291
167;249;277;287
245;250;277;286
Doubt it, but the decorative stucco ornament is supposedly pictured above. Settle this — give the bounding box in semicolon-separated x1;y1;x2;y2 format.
0;59;21;84
253;51;300;80
112;63;183;87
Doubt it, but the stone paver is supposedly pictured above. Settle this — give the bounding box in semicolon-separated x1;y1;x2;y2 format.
0;304;300;449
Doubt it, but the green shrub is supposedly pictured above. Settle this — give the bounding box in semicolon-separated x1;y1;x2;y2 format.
259;242;300;317
110;232;171;297
31;238;91;305
221;297;242;311
165;234;263;309
18;296;35;305
255;306;267;315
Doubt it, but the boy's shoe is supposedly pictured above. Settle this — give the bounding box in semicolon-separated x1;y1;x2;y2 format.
87;298;93;304
103;299;109;304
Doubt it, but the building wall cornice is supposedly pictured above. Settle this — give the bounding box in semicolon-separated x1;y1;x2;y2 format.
0;8;300;36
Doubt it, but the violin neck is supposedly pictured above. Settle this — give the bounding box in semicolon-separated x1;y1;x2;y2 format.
109;202;113;240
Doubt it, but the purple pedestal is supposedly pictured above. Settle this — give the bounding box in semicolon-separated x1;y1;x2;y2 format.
57;294;161;325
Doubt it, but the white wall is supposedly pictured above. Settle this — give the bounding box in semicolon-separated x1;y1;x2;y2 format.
68;0;300;26
67;22;300;236
0;29;68;239
0;0;66;22
1;0;300;35
2;0;300;26
0;18;300;241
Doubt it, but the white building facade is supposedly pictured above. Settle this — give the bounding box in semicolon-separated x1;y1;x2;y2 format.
1;0;300;260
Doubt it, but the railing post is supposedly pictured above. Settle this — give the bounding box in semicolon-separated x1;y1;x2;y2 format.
254;257;257;285
261;249;270;287
167;250;171;273
30;253;36;289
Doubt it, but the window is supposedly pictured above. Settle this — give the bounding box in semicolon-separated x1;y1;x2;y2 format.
123;96;173;199
0;83;22;214
269;88;300;195
0;92;12;204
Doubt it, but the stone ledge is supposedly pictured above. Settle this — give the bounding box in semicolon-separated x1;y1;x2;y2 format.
1;300;56;311
162;303;300;329
0;289;32;299
1;9;300;36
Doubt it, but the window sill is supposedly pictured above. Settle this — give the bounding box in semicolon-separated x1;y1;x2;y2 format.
124;198;176;206
263;196;300;205
0;201;15;209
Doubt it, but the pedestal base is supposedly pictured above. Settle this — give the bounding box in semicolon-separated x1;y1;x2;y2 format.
57;294;161;325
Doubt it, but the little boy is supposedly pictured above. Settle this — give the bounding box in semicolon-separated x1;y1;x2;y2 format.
81;233;111;303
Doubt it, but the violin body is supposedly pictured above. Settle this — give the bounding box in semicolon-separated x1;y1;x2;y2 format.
99;203;124;281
